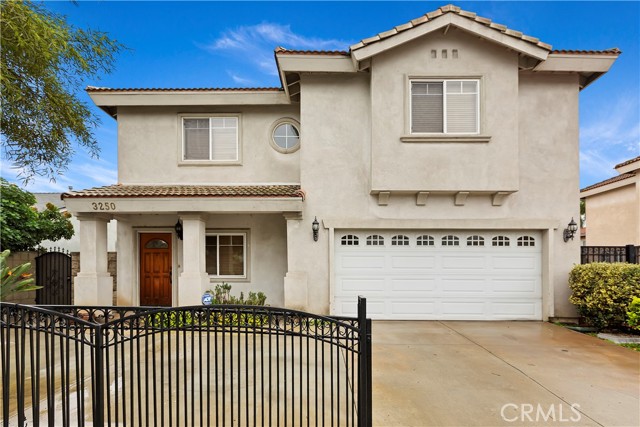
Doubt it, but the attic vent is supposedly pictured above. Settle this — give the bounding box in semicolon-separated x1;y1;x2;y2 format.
441;49;448;59
452;49;459;59
431;50;437;59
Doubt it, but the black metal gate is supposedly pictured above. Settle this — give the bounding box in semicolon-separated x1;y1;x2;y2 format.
1;298;372;426
35;250;72;305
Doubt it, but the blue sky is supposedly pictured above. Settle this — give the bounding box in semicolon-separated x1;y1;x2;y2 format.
2;1;638;192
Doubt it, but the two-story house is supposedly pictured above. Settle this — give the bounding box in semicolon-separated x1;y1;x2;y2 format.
63;5;618;320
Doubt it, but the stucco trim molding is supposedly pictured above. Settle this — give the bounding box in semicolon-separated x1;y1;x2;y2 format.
322;218;560;230
400;135;491;143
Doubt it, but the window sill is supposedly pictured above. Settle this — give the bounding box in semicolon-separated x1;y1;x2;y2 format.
400;135;492;143
179;160;242;166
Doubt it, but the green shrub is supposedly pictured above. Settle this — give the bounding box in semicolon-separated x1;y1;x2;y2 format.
627;297;640;331
1;249;41;299
568;263;640;329
206;283;267;306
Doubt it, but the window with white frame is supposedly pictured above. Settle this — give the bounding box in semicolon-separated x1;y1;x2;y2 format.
411;80;479;134
183;116;239;161
205;233;246;277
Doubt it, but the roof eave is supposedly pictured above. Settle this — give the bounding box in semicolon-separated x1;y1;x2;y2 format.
532;53;619;90
580;175;636;197
351;14;550;64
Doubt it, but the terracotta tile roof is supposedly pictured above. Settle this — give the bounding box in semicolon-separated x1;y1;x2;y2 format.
580;172;636;193
274;47;350;56
350;4;553;52
86;86;282;93
615;155;640;169
551;48;621;55
63;184;304;199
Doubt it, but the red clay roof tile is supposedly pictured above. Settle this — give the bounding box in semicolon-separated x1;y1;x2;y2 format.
615;155;640;169
86;86;282;92
63;184;304;199
580;172;635;193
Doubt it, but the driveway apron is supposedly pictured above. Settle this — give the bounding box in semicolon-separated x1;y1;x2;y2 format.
372;321;639;427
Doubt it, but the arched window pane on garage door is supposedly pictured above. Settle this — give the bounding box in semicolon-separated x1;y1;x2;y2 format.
366;235;384;246
466;235;485;246
492;236;510;247
416;235;435;246
341;235;359;246
442;235;459;246
517;236;536;247
391;235;409;246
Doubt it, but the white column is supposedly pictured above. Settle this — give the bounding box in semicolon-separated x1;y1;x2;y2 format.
177;215;209;305
283;213;308;310
116;220;134;305
74;215;113;305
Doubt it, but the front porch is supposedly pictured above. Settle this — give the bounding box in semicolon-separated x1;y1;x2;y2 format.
62;184;305;307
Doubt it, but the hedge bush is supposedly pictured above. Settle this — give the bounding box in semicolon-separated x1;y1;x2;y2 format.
627;297;640;331
569;263;640;329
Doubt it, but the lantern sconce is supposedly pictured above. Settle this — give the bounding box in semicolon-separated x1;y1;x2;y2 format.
174;220;184;240
563;218;578;242
312;217;320;242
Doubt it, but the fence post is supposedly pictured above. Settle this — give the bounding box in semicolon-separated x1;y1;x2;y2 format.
626;245;638;264
93;325;104;426
358;296;372;427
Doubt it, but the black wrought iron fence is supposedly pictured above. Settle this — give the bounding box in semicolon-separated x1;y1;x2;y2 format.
580;245;639;264
1;299;372;427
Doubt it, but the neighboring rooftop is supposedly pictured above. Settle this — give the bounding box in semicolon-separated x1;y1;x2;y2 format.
615;155;640;169
63;184;304;199
580;172;636;193
86;86;282;93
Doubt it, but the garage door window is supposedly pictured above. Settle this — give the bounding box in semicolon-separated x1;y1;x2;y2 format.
467;235;485;246
517;236;535;247
341;235;359;246
366;235;385;246
442;235;459;246
391;235;409;246
492;236;510;247
416;235;435;246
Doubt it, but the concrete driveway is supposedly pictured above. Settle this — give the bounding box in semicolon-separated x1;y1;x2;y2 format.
372;321;639;427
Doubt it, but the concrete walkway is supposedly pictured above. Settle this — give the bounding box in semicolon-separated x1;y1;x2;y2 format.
372;321;640;427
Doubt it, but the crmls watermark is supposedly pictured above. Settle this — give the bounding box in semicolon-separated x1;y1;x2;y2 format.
500;403;581;423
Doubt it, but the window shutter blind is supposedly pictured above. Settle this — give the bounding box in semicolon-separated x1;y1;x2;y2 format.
446;81;478;133
184;119;210;160
211;118;238;161
411;82;443;133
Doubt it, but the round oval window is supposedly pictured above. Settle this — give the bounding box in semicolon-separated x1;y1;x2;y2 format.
272;122;300;152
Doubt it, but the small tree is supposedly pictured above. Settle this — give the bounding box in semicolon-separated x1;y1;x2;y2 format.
0;178;74;251
1;0;124;182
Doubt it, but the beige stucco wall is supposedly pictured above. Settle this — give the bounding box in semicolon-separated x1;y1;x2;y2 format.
370;28;519;192
280;42;582;317
585;183;639;245
117;106;300;184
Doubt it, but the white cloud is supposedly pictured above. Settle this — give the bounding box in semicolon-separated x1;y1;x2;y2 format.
580;96;640;185
204;22;350;78
228;71;256;86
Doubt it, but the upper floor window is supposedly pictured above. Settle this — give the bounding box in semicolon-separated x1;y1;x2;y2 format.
183;116;239;162
410;80;479;134
271;119;301;153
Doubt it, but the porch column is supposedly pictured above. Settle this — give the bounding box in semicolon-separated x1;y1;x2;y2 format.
116;220;134;305
177;214;209;305
283;213;308;310
74;215;113;305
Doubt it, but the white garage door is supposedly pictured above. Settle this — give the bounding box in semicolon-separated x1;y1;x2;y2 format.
333;230;542;320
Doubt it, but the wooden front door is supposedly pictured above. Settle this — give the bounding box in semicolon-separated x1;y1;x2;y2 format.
140;233;172;306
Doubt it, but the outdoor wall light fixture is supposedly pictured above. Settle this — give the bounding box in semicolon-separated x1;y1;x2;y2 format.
312;217;320;242
174;220;184;240
563;218;578;242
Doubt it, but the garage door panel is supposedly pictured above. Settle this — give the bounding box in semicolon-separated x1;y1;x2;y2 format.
333;230;542;320
440;278;489;294
492;279;540;295
390;301;437;316
391;278;437;292
339;255;386;269
390;255;436;269
441;255;487;270
338;278;385;293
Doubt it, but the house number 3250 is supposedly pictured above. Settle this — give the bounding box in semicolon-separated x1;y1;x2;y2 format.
91;202;117;211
